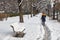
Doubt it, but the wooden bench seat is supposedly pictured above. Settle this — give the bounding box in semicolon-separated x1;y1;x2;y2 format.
10;23;25;33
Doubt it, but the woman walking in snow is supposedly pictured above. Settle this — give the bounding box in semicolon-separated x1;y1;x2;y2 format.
41;12;46;25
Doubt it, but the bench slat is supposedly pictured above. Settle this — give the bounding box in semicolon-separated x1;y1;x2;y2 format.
10;23;25;32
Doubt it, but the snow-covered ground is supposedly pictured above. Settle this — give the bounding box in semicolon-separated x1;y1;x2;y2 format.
46;17;60;40
0;13;60;40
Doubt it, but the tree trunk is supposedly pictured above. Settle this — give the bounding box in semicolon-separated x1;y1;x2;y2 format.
19;5;24;23
53;3;55;20
53;9;55;19
29;0;33;17
19;12;24;23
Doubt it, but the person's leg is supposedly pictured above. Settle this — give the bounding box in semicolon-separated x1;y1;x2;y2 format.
42;22;45;26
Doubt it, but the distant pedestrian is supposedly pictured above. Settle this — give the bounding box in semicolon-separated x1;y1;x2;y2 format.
41;12;46;25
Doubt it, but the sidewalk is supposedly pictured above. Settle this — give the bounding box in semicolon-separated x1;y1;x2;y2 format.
35;13;60;40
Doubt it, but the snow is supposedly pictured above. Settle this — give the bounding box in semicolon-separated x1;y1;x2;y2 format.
0;13;60;40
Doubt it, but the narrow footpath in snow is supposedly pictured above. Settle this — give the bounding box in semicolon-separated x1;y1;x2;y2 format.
43;25;51;40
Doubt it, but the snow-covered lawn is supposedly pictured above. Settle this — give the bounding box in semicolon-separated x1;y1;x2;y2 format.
0;13;45;40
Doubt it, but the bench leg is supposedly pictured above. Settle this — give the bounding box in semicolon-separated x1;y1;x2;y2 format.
10;25;15;33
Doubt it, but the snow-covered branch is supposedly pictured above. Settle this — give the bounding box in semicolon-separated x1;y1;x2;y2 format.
19;0;23;6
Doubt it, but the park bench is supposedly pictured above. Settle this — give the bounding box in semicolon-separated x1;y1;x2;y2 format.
10;23;25;37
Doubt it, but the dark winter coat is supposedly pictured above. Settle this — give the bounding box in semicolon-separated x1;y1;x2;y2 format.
41;15;46;22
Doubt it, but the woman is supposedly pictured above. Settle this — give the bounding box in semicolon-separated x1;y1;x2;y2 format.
41;12;46;25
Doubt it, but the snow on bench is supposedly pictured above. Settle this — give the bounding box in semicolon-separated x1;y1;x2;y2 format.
10;23;25;33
